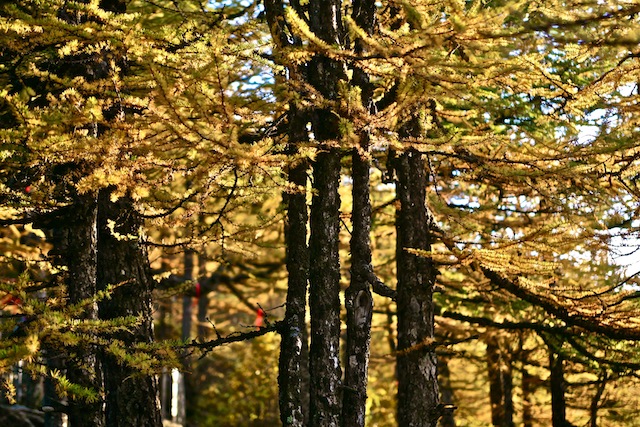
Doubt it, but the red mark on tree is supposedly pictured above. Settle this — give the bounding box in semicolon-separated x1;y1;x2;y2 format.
254;308;265;328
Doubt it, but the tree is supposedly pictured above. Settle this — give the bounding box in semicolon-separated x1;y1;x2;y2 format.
5;0;640;426
0;1;171;425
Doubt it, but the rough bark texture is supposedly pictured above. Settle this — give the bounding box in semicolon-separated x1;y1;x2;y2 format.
265;1;312;424
36;195;103;426
306;1;345;426
394;149;440;427
342;1;376;425
97;191;162;427
279;106;311;427
342;147;374;427
308;148;342;427
64;194;104;427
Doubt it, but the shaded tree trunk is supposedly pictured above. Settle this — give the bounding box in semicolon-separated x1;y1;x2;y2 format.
486;336;514;427
177;249;194;425
306;1;345;426
341;0;376;425
43;356;65;427
308;146;342;427
342;145;374;427
393;148;440;427
589;371;607;427
36;194;104;426
438;356;457;427
264;2;311;424
97;191;162;427
266;0;345;424
64;194;104;427
278;104;311;427
549;348;571;427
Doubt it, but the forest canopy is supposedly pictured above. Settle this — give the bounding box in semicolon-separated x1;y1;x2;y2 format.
2;0;640;426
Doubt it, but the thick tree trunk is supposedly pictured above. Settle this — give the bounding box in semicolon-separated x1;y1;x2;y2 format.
394;149;440;427
342;0;376;424
43;357;64;427
64;194;104;427
306;1;345;426
97;191;162;427
37;195;103;426
279;105;311;427
265;1;312;424
342;146;374;427
308;147;342;427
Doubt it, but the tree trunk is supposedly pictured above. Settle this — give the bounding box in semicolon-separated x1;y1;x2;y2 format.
589;371;607;427
549;348;570;427
43;356;64;427
64;194;104;427
308;146;342;427
97;191;162;427
486;336;514;427
342;0;376;424
36;195;103;426
278;104;311;427
342;146;374;427
438;356;457;427
306;1;345;426
394;148;440;427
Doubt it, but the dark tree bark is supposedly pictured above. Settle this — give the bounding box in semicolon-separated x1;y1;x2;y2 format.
438;356;457;427
36;194;104;426
278;105;312;427
97;191;162;427
549;348;571;427
305;1;346;426
308;147;342;427
342;1;376;425
486;336;514;427
393;148;440;427
64;194;104;427
264;2;311;424
342;146;374;427
43;357;65;427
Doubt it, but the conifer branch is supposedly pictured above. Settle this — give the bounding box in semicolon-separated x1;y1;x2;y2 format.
369;272;397;301
185;321;283;355
563;335;640;371
481;267;640;341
